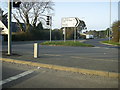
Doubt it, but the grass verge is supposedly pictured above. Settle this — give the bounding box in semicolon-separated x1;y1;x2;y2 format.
101;41;120;46
40;41;94;47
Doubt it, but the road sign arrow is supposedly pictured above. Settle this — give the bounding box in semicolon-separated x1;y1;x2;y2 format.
61;17;80;27
75;18;80;27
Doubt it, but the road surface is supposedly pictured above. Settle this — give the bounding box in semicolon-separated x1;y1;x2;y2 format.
2;39;119;72
1;62;118;88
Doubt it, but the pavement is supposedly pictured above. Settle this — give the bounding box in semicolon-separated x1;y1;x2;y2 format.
2;62;118;88
1;39;120;78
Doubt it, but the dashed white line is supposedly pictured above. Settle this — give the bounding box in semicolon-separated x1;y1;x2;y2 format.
71;56;118;62
92;47;100;48
44;54;61;56
0;70;34;86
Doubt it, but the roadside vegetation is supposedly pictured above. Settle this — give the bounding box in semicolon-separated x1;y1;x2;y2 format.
101;41;120;46
101;21;120;46
111;21;120;43
40;41;94;47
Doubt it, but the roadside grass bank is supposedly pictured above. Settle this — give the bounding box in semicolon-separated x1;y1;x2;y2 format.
101;41;120;46
40;41;94;47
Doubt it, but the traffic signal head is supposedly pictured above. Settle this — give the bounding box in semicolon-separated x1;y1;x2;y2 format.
46;21;50;25
46;16;51;25
47;16;51;20
13;1;21;8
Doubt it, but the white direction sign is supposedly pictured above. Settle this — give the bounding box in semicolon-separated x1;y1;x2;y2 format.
61;17;80;27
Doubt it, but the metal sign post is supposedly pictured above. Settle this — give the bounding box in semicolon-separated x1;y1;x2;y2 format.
61;17;80;42
63;28;66;42
74;27;77;42
8;0;12;55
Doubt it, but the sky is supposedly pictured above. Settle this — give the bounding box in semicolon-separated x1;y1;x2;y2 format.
0;0;119;31
52;1;118;30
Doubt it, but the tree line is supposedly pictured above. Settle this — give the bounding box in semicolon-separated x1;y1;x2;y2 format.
0;1;120;42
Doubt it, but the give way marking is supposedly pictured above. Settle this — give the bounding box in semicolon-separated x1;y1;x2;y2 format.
0;70;34;86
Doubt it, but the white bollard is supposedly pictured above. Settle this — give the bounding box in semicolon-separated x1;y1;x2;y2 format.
34;43;39;58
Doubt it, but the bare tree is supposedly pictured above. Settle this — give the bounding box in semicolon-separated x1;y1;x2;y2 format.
0;8;3;20
0;7;8;26
13;0;54;32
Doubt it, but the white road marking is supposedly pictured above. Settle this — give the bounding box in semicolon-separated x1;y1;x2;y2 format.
92;47;100;48
44;54;61;56
71;56;118;62
0;70;34;86
105;48;109;49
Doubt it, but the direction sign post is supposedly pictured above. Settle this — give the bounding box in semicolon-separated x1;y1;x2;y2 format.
62;17;80;42
63;28;66;42
74;27;76;42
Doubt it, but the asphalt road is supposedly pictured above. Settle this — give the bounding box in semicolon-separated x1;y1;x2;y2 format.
83;38;119;48
1;62;118;88
2;39;119;72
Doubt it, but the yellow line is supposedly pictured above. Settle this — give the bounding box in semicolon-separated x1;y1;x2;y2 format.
0;58;120;78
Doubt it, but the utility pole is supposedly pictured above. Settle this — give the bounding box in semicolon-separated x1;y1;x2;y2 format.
50;16;52;42
8;0;12;55
109;0;111;42
118;26;120;44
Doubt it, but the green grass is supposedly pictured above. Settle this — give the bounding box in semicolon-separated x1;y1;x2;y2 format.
101;41;120;46
40;41;94;47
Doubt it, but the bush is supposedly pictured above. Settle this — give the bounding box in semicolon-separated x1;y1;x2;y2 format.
111;21;120;42
11;29;63;41
12;32;33;41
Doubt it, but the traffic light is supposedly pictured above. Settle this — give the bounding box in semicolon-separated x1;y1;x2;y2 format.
46;16;51;25
13;1;21;8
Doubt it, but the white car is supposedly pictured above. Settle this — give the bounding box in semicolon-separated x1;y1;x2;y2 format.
86;35;94;39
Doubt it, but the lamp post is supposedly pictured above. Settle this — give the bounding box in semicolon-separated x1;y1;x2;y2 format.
8;0;12;55
7;0;21;55
118;26;120;44
109;0;111;42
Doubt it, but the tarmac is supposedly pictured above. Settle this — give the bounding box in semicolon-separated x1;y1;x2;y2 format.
0;45;120;78
0;38;120;78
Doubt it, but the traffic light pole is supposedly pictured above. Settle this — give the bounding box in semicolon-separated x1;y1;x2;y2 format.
50;24;52;42
50;16;52;42
8;0;12;55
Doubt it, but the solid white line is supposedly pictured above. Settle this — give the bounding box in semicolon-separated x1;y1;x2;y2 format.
0;70;34;86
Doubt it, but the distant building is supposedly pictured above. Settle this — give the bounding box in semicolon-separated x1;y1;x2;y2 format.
0;20;8;34
0;20;25;35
